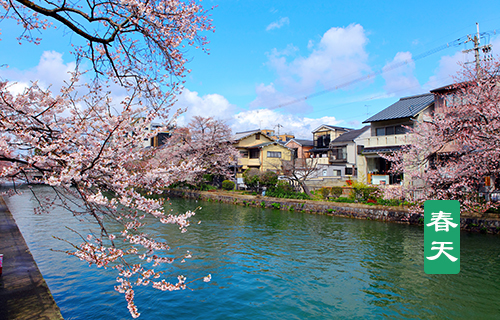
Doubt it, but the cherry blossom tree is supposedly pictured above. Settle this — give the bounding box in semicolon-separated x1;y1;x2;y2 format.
153;116;239;187
384;59;500;214
0;0;218;317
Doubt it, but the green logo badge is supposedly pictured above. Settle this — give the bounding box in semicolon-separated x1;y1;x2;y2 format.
424;200;460;274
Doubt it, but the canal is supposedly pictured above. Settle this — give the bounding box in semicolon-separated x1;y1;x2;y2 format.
3;185;500;319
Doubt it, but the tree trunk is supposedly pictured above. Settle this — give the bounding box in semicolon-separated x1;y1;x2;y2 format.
299;179;313;197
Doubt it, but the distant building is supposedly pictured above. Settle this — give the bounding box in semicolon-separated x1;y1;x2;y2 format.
285;139;314;159
310;124;352;160
232;129;293;178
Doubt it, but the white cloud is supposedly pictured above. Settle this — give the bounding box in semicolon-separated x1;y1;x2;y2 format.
173;88;236;126
254;24;371;112
266;17;290;31
232;108;346;139
382;51;421;96
0;51;76;92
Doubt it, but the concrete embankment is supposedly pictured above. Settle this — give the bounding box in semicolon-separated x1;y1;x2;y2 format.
165;189;500;235
0;196;63;320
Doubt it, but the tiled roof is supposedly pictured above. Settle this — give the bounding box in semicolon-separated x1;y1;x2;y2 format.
286;139;314;147
310;147;329;153
331;126;370;144
311;124;352;133
232;129;260;141
362;93;434;123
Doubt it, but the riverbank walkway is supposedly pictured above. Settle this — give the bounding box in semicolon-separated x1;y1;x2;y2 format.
0;196;63;320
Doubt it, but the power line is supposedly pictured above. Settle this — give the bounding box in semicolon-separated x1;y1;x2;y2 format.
268;29;498;111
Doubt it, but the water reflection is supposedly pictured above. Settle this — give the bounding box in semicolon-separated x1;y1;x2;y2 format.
3;185;500;319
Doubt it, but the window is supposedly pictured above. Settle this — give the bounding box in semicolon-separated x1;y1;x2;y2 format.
315;134;330;148
240;150;249;158
322;170;327;176
250;149;260;159
376;125;408;136
267;151;281;158
330;146;347;160
334;170;341;176
255;133;261;140
395;125;406;134
345;167;353;175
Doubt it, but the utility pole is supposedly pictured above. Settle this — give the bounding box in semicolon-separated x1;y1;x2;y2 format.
275;123;283;136
463;23;492;73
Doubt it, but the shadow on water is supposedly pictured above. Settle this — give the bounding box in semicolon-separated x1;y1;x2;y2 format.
2;185;500;319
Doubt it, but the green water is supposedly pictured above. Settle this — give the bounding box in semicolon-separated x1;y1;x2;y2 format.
4;186;500;319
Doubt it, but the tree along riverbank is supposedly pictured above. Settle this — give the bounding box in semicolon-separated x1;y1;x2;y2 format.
165;189;500;235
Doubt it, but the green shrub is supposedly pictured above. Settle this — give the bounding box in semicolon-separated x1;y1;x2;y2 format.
271;203;281;209
203;174;214;183
199;183;216;191
349;181;378;201
243;168;260;191
331;197;355;203
260;171;278;187
377;198;403;206
331;187;343;198
266;181;310;200
222;180;235;191
319;187;331;199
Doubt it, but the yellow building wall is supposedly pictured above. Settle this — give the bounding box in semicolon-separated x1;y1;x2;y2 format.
236;134;273;147
234;133;274;177
260;144;292;172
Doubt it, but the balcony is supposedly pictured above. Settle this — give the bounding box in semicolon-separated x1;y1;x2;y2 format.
310;157;330;165
247;158;261;166
329;155;347;163
365;134;407;147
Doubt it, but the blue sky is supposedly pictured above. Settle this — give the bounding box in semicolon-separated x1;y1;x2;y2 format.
2;0;500;138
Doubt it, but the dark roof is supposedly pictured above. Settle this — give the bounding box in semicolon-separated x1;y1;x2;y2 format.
430;80;470;94
331;126;370;144
311;124;353;133
232;129;277;142
362;93;434;123
232;129;260;141
310;147;329;153
286;139;314;147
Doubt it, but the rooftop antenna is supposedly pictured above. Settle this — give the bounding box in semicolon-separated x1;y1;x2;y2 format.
275;123;283;136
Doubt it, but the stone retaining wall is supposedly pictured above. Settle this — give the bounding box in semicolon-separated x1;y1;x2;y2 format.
165;189;500;235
